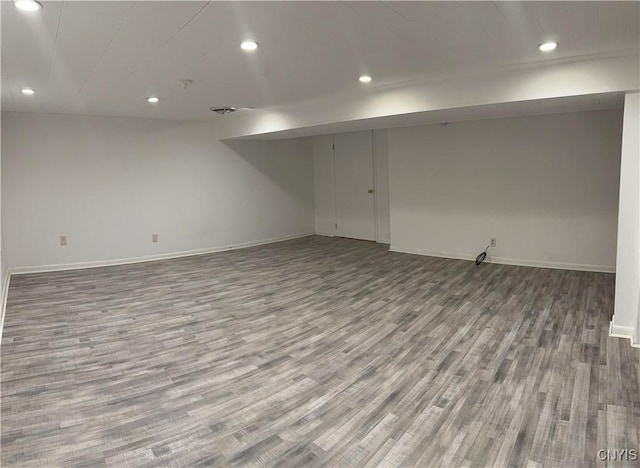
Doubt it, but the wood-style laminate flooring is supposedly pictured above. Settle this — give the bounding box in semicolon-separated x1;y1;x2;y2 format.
1;236;639;467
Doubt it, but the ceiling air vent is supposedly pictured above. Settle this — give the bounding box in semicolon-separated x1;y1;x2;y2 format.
210;106;238;115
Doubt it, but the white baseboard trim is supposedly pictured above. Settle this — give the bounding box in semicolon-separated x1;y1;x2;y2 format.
0;270;11;344
9;232;315;275
388;245;615;273
609;322;640;348
315;231;389;244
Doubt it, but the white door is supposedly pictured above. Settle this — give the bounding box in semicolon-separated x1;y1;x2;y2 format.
334;131;376;241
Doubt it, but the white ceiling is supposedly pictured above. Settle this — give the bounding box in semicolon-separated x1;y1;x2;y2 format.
238;92;626;139
1;1;638;121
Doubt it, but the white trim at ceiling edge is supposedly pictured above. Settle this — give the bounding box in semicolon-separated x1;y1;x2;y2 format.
609;322;640;348
389;245;616;273
9;232;315;275
0;270;11;345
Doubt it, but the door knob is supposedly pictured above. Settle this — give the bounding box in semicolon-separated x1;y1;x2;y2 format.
368;189;374;194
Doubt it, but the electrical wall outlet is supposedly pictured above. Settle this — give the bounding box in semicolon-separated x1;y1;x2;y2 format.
490;238;497;248
59;235;67;246
152;234;159;243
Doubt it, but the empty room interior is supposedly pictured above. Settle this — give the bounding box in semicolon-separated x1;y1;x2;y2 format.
1;1;640;466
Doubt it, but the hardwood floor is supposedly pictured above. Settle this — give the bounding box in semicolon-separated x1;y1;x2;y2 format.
1;235;638;467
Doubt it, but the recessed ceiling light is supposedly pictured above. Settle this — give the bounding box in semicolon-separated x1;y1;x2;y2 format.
21;88;36;95
14;0;42;11
539;41;558;52
240;41;259;51
359;75;372;83
146;96;159;103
